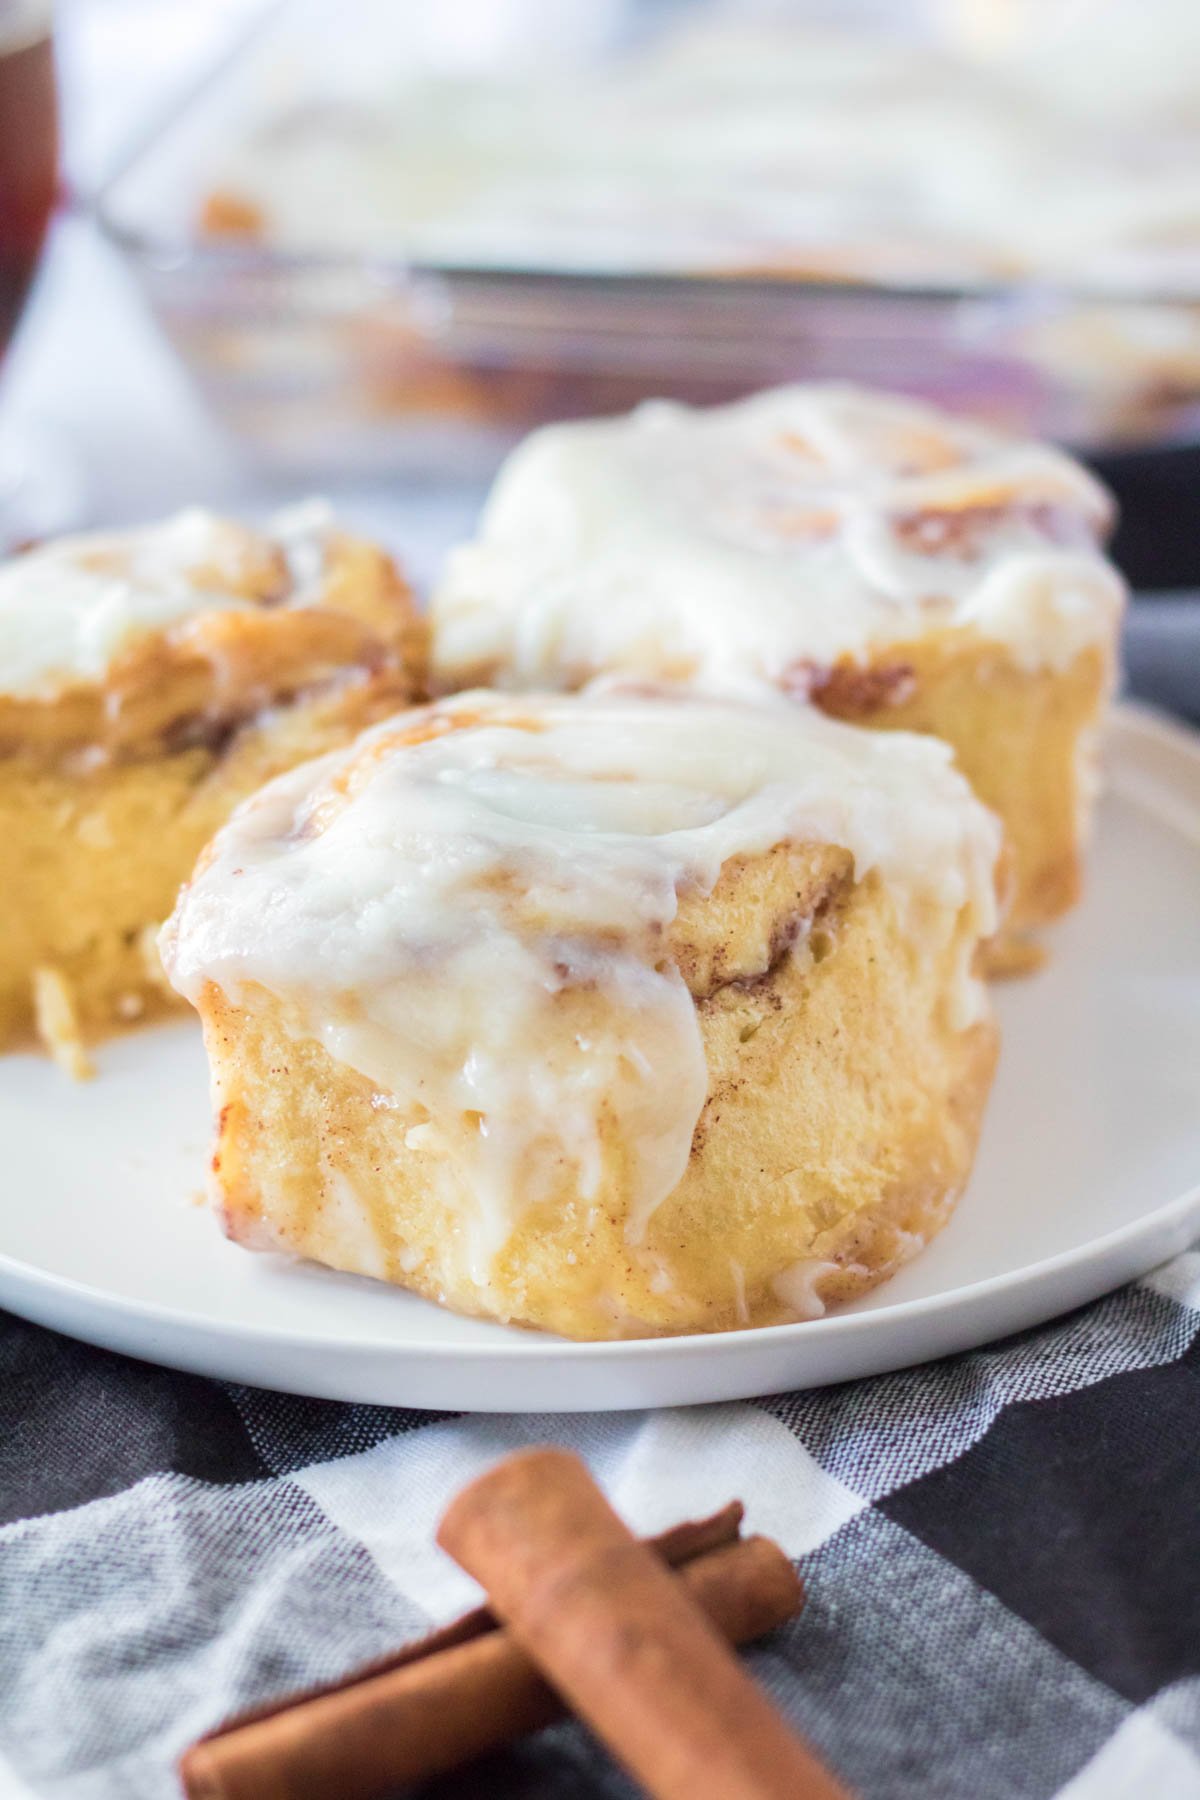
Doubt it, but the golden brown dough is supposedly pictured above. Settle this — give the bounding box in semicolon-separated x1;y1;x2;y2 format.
196;864;995;1338
799;630;1109;937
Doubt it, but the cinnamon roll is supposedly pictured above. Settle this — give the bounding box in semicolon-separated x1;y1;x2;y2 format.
0;503;425;1067
432;383;1125;949
163;687;1002;1339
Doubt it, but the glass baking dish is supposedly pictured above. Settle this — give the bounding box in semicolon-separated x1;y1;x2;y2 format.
94;0;1200;477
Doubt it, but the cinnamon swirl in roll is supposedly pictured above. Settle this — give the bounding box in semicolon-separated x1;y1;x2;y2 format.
432;383;1125;949
0;504;425;1066
163;688;1002;1339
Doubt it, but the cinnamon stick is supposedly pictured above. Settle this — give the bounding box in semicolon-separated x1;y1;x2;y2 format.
439;1448;850;1800
179;1501;793;1800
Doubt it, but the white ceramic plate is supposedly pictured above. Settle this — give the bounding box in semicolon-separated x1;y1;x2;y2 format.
1;704;1198;1411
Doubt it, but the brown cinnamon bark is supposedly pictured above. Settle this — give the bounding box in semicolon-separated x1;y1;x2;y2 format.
179;1501;795;1800
439;1448;850;1800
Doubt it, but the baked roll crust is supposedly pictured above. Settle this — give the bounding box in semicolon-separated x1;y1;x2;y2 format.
431;383;1125;943
0;505;426;1064
163;688;1002;1339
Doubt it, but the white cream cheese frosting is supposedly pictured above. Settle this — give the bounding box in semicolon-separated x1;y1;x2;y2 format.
0;503;333;701
162;687;1001;1284
432;384;1125;695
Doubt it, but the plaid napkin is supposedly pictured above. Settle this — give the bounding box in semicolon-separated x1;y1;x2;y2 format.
0;1249;1197;1799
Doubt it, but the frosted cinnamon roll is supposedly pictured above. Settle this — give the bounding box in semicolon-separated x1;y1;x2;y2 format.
0;504;425;1068
163;687;1002;1339
432;383;1125;948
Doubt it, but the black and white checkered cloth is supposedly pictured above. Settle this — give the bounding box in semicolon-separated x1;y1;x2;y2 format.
0;1248;1197;1799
